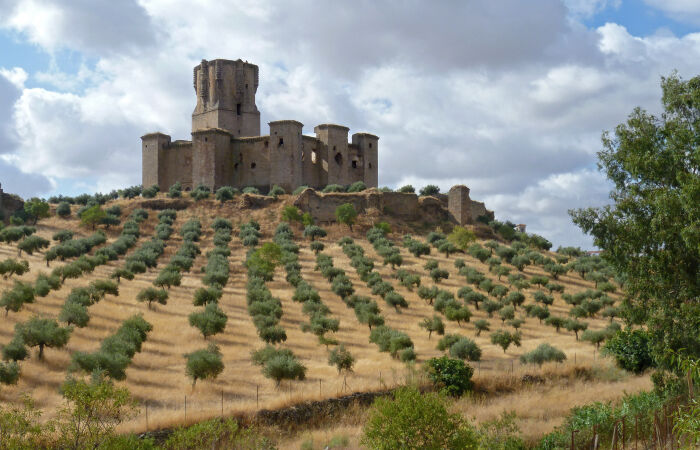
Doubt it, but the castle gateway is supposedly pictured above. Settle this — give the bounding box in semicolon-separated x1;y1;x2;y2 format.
142;59;378;193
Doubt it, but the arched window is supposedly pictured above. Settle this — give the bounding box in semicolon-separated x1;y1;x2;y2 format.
334;153;343;165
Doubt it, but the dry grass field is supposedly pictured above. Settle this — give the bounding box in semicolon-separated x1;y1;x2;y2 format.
0;196;651;446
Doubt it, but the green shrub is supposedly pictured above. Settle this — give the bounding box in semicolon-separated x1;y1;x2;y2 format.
56;201;71;217
520;343;566;366
292;185;310;195
322;184;346;193
419;185;440;196
398;185;415;193
242;186;261;195
425;355;474;396
347;181;367;192
361;387;477;449
602;329;654;374
268;185;285;198
167;181;182;198
449;337;482;361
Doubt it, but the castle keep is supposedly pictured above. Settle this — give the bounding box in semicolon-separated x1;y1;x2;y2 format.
142;59;378;193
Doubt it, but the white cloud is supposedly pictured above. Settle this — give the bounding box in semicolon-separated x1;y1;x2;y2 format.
0;67;27;89
563;0;621;18
0;0;699;248
644;0;700;25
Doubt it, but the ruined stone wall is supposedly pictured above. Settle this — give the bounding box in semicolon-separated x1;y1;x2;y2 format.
347;144;366;185
301;136;326;188
293;189;449;223
233;138;270;191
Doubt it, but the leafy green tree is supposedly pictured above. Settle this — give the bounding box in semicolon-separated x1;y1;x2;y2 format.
281;205;302;224
24;198;50;225
303;225;327;241
545;315;566;332
262;353;306;387
398;185;415;193
0;281;34;316
570;73;700;375
419;185;440;196
505;291;525;310
438;241;457;258
154;269;181;290
564;319;588;340
189;303;228;339
17;316;72;359
335;203;358;231
384;291;408;312
136;287;168;309
16;235;48;258
581;329;608;349
419;315;445;339
474;319;490;336
499;305;515;324
447;226;476;251
328;344;355;374
0;259;30;279
185;343;224;387
430;268;449;283
361;386;477;449
59;302;90;327
80;205;106;230
110;268;134;284
2;336;28;362
490;330;521;354
445;304;471;326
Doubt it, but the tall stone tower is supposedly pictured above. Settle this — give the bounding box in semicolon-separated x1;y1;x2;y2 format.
192;59;261;137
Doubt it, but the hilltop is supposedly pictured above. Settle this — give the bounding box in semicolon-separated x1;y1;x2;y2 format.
0;190;650;446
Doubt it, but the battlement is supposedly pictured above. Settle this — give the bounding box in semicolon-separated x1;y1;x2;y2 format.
142;58;379;193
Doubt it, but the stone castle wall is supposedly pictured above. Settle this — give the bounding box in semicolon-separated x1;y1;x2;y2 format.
142;58;378;193
293;187;491;226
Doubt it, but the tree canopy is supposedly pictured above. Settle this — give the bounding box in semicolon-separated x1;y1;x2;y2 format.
570;73;700;373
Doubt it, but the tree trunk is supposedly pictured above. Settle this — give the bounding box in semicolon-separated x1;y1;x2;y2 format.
39;344;44;359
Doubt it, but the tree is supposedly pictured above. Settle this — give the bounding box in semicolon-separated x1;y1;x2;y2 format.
474;319;490;336
110;268;134;284
54;374;138;449
24;198;50;225
335;203;358;231
499;305;515;324
80;205;106;230
581;329;608;349
602;329;654;373
136;287;168;309
545;315;566;332
303;225;327;241
310;241;325;255
262;353;306;387
185;343;224;387
506;291;525;310
445;304;471;326
398;185;415;193
189;303;228;339
17;235;49;257
0;259;30;279
490;330;521;353
2;336;28;362
438;241;457;258
570;74;700;375
419;185;440;196
424;356;474;397
448;226;476;251
59;302;90;327
449;337;481;361
328;344;355;374
564;319;588;340
154;269;181;290
17;316;72;359
385;291;408;312
420;315;445;339
0;281;35;316
430;268;449;283
361;387;477;449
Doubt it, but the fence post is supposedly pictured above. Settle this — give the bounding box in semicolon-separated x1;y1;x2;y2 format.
570;429;578;450
622;416;625;449
592;424;598;449
221;390;224;417
256;384;259;409
184;395;187;423
634;415;638;450
319;379;322;397
145;404;148;432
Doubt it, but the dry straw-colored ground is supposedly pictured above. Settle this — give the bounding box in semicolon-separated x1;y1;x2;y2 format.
0;196;651;445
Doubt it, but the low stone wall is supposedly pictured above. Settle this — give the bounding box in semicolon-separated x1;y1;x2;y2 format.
293;188;451;224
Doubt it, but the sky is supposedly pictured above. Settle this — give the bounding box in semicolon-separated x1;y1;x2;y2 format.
1;0;699;249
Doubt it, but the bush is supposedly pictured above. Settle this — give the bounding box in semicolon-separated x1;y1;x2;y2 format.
602;329;654;374
292;185;310;195
398;185;415;193
167;181;182;198
322;184;346;193
419;185;440;196
141;185;159;198
361;387;477;449
56;201;71;217
335;203;358;230
268;185;285;198
520;343;567;366
347;181;367;192
449;337;482;362
425;355;474;396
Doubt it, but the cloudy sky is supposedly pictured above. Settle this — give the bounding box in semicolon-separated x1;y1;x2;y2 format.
1;0;699;248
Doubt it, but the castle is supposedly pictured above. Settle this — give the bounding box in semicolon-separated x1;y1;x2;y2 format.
142;59;378;193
